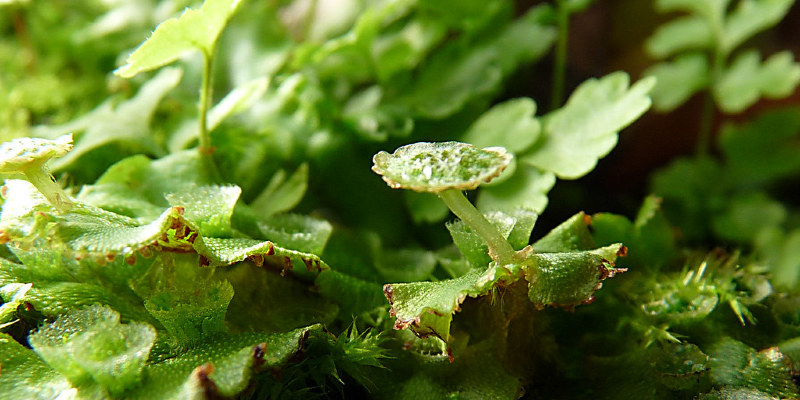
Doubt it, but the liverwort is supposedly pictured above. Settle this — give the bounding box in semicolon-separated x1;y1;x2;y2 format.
372;141;524;265
0;134;73;213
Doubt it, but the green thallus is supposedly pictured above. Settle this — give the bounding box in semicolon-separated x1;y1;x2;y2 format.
372;141;528;265
0;134;74;213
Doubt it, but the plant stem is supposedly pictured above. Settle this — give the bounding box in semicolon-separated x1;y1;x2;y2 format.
696;92;715;156
696;10;726;156
198;51;223;182
23;163;72;213
550;0;569;110
438;189;515;265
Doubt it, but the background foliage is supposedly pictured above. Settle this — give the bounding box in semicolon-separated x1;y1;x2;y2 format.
1;0;800;399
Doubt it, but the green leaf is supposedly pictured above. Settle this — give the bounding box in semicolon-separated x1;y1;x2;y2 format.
709;338;799;398
698;387;780;400
713;50;800;113
0;333;73;399
523;244;624;309
655;0;729;21
446;209;537;268
477;164;556;214
523;72;655;179
144;280;233;348
165;185;240;238
250;163;309;217
592;195;675;270
257;213;333;255
375;248;437;283
29;305;156;395
645;17;713;59
532;212;595;252
385;213;622;348
115;0;244;78
755;227;800;290
0;180;327;270
134;325;319;399
372;141;513;193
711;192;786;243
645;53;710;112
404;191;451;224
719;107;800;185
565;0;596;13
721;0;795;54
398;41;502;119
38;68;182;174
168;77;270;152
462;98;540;154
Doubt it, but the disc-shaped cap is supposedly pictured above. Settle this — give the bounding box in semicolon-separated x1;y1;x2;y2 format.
372;141;512;193
0;134;73;172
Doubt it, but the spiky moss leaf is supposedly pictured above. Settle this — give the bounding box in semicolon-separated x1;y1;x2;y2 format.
37;68;181;174
372;141;512;193
144;280;233;348
645;17;713;59
0;180;328;271
523;72;655;179
713;50;800;114
645;53;710;112
709;338;799;398
447;209;537;268
115;0;244;78
0;333;73;399
462;98;540;154
257;213;333;255
29;305;156;395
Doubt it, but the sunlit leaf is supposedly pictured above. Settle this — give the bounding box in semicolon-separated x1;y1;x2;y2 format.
115;0;245;78
524;72;655;179
713;50;800;113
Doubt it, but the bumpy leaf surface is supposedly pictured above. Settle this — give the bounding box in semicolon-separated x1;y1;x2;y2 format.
372;141;512;193
385;213;624;350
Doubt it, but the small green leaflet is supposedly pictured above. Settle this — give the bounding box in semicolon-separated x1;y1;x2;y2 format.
35;68;182;172
115;0;244;78
523;72;655;179
645;54;709;112
713;50;800;113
